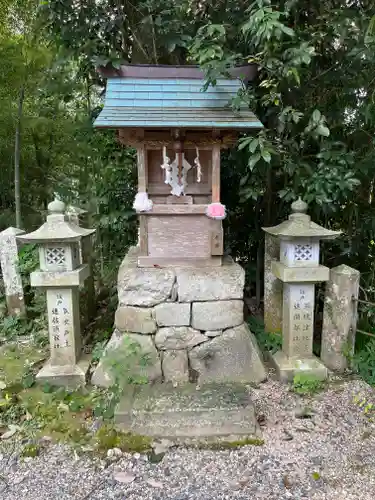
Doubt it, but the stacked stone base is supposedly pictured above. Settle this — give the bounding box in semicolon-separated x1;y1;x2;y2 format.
92;247;266;388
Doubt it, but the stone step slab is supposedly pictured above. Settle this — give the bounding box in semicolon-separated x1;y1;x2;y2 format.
115;382;260;439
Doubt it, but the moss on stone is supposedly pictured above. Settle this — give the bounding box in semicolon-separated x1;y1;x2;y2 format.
94;424;152;453
196;437;264;450
0;343;46;386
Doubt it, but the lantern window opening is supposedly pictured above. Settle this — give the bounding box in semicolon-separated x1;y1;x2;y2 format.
45;247;67;267
294;243;313;262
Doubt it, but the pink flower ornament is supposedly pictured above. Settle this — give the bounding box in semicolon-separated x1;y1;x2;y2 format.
206;202;226;220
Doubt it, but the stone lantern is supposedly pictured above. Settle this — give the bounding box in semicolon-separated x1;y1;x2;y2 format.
263;198;341;381
17;199;95;387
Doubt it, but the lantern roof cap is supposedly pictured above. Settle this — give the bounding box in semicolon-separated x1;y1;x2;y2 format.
17;198;95;244
262;198;341;240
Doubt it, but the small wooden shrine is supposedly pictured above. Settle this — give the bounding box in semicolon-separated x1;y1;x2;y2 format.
94;64;263;267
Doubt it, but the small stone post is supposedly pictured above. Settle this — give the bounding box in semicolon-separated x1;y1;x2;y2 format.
263;199;341;381
0;227;26;316
264;233;282;333
17;199;96;387
321;265;360;372
66;205;96;325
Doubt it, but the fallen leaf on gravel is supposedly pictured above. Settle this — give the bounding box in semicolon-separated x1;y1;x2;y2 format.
146;479;163;488
295;406;314;419
238;476;250;486
1;425;18;439
295;426;311;433
163;467;171;476
114;471;136;484
57;402;70;412
283;430;293;441
152;439;173;455
257;414;266;426
228;480;241;491
39;436;53;444
283;475;293;489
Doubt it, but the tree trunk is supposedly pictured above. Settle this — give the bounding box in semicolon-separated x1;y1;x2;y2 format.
14;86;24;229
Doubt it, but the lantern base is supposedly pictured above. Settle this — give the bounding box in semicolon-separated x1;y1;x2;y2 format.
270;350;328;383
36;354;91;389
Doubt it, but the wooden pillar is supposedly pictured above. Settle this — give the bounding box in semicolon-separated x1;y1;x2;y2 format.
136;144;148;255
136;144;147;192
212;143;221;202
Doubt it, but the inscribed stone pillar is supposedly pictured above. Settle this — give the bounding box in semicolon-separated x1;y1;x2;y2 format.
264;233;282;333
321;265;360;372
283;283;315;358
47;288;81;366
0;227;26;316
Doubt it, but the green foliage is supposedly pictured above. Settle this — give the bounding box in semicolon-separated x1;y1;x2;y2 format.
247;316;282;354
352;339;375;386
292;373;324;395
91;340;107;364
21;443;40;457
21;367;35;389
0;316;32;339
102;334;151;386
0;313;47;344
353;393;375;421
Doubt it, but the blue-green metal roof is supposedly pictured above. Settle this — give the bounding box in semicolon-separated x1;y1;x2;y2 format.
94;78;263;129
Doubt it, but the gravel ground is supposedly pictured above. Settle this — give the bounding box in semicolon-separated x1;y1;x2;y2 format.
1;378;375;500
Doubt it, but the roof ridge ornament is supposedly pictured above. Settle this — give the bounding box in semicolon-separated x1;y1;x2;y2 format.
291;197;308;214
48;198;66;214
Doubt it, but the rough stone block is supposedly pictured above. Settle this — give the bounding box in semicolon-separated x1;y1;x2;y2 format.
115;306;157;334
115;383;260;439
191;300;243;330
155;327;207;350
118;249;175;306
0;227;26;316
177;259;244;302
91;330;162;388
271;351;328;382
36;354;91;389
189;323;267;384
161;350;189;384
264;233;282;334
154;302;190;327
321;264;360;372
